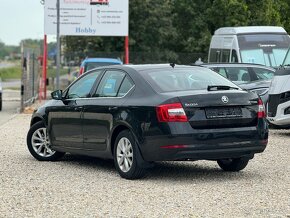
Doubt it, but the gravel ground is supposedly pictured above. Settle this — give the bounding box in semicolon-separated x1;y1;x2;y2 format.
0;114;289;217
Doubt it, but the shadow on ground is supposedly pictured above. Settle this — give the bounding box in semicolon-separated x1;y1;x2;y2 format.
57;154;260;182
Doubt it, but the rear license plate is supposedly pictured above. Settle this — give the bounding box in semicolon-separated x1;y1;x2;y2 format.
205;107;242;119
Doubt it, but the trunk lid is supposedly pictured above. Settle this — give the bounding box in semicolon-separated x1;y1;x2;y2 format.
175;90;259;129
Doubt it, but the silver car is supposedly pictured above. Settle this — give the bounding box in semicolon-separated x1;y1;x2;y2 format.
201;63;276;103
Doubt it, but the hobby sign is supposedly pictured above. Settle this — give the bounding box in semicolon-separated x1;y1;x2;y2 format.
44;0;128;36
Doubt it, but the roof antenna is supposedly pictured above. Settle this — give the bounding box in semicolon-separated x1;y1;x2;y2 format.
170;63;175;68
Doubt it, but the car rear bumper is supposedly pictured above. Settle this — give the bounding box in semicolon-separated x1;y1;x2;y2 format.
140;125;268;162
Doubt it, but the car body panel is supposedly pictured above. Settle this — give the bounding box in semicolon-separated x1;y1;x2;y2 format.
267;68;290;126
30;65;268;162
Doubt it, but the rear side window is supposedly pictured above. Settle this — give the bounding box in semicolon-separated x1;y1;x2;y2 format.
94;70;125;97
224;67;251;82
144;67;239;92
117;76;134;97
252;68;274;80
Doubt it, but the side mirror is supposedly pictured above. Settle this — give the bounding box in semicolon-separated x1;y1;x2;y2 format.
51;90;63;100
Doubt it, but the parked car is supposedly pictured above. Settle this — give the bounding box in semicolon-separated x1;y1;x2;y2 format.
79;58;122;76
201;63;276;103
267;68;290;128
267;47;290;128
0;78;2;111
27;64;268;179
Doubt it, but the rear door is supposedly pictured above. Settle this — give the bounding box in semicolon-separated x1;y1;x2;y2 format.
82;70;135;151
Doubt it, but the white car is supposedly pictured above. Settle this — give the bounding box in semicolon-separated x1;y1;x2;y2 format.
267;68;290;127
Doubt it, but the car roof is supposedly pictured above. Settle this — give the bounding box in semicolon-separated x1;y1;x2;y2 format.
84;64;206;75
124;64;199;72
214;26;286;35
201;63;275;71
82;58;122;64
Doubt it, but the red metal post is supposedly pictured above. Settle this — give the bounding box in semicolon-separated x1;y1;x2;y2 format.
124;36;129;64
43;35;47;100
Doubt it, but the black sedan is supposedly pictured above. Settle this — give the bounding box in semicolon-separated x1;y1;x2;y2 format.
27;64;268;179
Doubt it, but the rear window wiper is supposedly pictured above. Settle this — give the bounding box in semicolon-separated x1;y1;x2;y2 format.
207;85;239;91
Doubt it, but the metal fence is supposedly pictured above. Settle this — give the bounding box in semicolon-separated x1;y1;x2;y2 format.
21;45;41;111
35;51;208;100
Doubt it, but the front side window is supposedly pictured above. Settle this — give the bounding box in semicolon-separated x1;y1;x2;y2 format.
66;70;101;99
94;70;126;97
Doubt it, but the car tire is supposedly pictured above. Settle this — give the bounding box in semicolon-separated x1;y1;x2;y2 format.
27;121;65;161
113;130;145;180
217;157;249;172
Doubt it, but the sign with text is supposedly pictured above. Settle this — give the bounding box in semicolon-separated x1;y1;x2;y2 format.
44;0;128;36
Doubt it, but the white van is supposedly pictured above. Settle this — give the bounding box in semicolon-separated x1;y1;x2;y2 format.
208;26;290;67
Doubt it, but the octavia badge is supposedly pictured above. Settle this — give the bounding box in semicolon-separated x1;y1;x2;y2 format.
221;96;229;103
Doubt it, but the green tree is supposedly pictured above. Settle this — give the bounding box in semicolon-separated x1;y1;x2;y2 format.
171;0;212;54
129;0;176;52
208;0;249;32
246;0;282;26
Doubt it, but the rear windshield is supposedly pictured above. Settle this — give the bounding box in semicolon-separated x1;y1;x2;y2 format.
85;62;120;72
143;67;239;92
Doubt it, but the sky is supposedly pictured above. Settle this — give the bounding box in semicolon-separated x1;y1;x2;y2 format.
0;0;47;46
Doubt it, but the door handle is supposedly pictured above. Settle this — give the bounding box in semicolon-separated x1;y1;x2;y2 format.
108;106;118;111
74;106;83;111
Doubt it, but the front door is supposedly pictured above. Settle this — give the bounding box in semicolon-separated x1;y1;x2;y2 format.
48;70;102;149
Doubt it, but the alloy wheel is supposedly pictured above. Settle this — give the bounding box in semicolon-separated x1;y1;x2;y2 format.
31;127;56;158
116;137;133;172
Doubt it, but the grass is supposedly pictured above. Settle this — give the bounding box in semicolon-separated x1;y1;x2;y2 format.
0;65;76;82
47;67;70;78
0;66;21;80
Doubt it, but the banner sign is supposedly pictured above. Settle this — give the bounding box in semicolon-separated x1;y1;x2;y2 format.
44;0;128;36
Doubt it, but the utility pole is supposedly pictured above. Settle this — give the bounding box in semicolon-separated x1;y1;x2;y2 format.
56;0;60;90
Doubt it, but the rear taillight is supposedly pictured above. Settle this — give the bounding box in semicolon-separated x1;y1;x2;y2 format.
156;103;188;122
258;99;266;118
79;66;84;76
